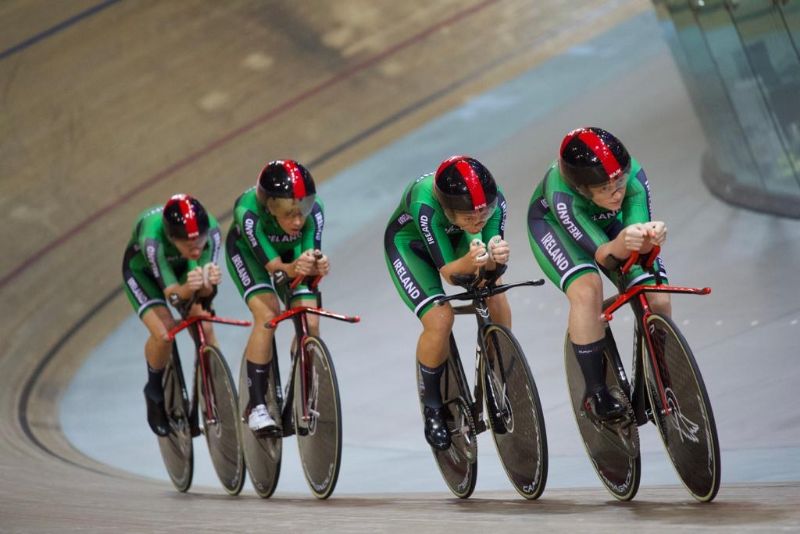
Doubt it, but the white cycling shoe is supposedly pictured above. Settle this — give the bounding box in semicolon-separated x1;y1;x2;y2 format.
248;404;277;432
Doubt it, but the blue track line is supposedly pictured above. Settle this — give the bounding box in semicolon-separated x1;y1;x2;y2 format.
0;0;122;61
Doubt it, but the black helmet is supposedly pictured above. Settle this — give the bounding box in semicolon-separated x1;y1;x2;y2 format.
162;194;209;240
559;127;631;190
257;159;317;216
434;155;498;214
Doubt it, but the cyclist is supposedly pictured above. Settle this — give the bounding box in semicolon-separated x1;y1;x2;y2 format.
225;159;328;433
527;127;668;422
122;194;223;437
384;155;510;450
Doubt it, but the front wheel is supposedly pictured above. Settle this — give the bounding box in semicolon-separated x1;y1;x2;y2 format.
237;353;283;498
293;336;342;499
482;324;548;499
643;314;721;502
197;346;245;495
564;330;641;501
158;347;193;492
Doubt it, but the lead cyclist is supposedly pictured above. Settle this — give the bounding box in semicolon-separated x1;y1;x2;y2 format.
527;127;669;423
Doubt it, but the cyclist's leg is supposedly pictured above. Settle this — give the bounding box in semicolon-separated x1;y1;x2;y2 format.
417;304;454;449
563;274;626;418
565;274;604;344
225;230;281;425
123;243;175;370
185;300;219;346
126;281;175;436
528;214;623;420
141;306;176;368
641;258;671;317
385;217;452;448
486;292;511;329
289;289;319;336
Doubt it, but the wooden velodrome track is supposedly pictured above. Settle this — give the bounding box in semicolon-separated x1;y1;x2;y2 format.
2;0;799;531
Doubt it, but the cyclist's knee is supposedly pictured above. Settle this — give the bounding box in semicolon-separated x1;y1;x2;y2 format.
142;307;176;344
487;293;511;327
421;304;454;336
566;274;603;309
149;330;173;348
248;294;280;323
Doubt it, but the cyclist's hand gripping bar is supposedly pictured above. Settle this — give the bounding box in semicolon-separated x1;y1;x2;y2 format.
290;250;324;291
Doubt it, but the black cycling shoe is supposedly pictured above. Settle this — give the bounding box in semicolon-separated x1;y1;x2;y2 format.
583;387;626;423
423;406;452;451
143;383;170;437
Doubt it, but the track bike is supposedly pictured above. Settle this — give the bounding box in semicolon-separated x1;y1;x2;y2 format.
238;268;359;499
158;293;250;494
564;247;720;502
424;265;548;499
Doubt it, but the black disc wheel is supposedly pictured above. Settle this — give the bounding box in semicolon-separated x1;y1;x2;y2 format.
238;354;282;498
643;314;721;502
293;336;342;499
158;351;193;492
419;353;478;499
482;324;548;499
564;331;641;501
197;346;245;495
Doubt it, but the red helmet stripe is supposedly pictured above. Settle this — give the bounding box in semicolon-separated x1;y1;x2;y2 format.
454;159;487;209
283;160;306;199
577;130;623;180
176;195;200;238
436;154;462;177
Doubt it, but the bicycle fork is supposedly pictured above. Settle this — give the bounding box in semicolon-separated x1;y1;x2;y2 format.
637;294;673;418
470;305;493;435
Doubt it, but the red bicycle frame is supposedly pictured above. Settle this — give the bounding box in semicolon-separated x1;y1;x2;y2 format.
266;274;359;424
168;313;251;426
600;247;710;416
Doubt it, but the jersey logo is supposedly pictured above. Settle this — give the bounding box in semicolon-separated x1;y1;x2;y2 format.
555;201;584;241
592;210;619;221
